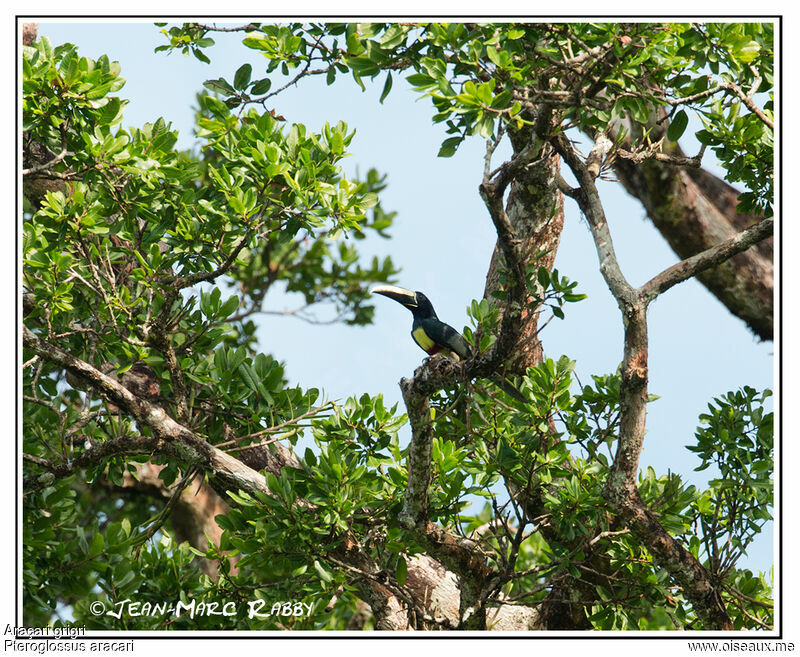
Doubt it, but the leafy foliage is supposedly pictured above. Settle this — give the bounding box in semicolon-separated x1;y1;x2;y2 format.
22;34;397;629
158;22;773;215
687;388;773;582
22;23;773;632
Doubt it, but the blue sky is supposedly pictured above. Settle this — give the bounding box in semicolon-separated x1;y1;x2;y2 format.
35;20;775;573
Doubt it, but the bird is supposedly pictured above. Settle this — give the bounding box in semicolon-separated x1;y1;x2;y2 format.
371;284;526;403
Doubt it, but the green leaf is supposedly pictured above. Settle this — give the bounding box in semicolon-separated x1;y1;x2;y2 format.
193;47;211;64
396;555;408;586
115;569;136;588
406;73;434;87
89;532;105;557
438;136;462;158
220;294;240;319
379;72;393;104
667;109;689;142
536;266;551;290
732;39;761;64
314;559;332;583
204;78;236;95
234;63;252;91
265;472;281;496
251;77;272;95
97;97;123;126
228;195;246;215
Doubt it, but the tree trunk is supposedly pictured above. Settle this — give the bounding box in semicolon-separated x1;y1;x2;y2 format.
483;126;565;374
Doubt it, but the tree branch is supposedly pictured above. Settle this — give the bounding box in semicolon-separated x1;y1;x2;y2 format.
22;144;70;176
171;214;267;290
549;130;740;630
187;22;260;33
24;435;162;492
724;81;774;130
616;140;707;168
639;218;774;303
550;132;635;304
604;112;773;339
23;325;271;498
393;133;561;628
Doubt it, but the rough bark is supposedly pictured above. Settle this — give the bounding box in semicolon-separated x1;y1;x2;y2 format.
483;125;565;374
403;555;460;627
482;122;610;629
23;23;37;46
392;126;561;629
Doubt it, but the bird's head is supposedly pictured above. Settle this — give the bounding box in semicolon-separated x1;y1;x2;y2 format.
371;285;438;318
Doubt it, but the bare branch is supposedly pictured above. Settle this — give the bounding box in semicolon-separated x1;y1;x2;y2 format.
23;435;161;492
588;528;631;547
663;83;726;106
724;81;774;130
548;124;756;630
22;145;70;176
23;394;65;421
173;221;261;290
585;132;613;179
215;401;334;449
616;140;707;168
187;22;260;33
550;132;634;303
485;135;543;196
639;218;774;304
256;64;333;104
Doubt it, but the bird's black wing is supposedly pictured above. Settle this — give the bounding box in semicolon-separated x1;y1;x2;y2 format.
419;318;471;359
418;318;526;402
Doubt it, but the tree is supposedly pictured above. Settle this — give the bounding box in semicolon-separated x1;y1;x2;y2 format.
22;21;774;632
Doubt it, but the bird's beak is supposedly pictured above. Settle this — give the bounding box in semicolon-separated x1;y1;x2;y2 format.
371;285;419;310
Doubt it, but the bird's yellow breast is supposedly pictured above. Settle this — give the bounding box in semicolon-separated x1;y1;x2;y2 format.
412;326;436;352
412;327;459;359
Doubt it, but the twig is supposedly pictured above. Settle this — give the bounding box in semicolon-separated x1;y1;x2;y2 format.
616;141;706;168
173;222;261;289
23;394;66;421
724;81;774;130
588;528;630;547
223;429;298;454
663;83;725;106
22;146;70;176
723;584;774;611
215;402;334;449
131;466;199;552
550;132;634;304
23;124;70;176
188;22;260;33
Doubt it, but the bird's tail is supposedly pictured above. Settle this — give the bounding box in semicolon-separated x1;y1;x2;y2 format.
493;376;527;404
